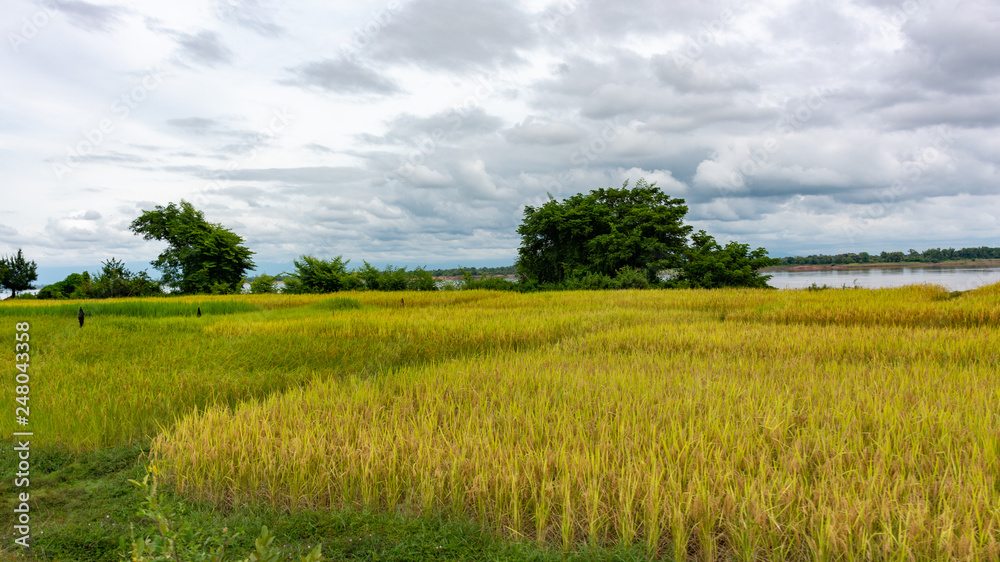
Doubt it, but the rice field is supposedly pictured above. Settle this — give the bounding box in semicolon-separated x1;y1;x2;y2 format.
4;285;1000;559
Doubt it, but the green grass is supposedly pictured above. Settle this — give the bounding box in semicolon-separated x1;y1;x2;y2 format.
0;441;652;561
0;299;261;318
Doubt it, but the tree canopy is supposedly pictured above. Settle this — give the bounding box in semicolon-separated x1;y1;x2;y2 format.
283;255;361;294
37;260;161;299
670;230;780;289
0;249;38;298
516;179;691;284
282;256;436;293
129;200;255;294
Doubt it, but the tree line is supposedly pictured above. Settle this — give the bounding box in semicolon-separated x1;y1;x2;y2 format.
8;181;783;300
779;246;1000;266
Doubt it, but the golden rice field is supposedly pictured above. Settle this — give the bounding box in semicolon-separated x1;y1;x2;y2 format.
4;284;1000;560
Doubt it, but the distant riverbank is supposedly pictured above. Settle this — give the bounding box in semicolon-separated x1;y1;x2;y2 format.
764;260;1000;272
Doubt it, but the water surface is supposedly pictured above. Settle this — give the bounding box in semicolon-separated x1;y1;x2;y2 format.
766;265;1000;291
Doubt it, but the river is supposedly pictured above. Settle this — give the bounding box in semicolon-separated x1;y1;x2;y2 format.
765;265;1000;291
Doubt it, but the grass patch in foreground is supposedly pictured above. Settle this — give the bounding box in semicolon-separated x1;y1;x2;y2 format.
0;441;651;561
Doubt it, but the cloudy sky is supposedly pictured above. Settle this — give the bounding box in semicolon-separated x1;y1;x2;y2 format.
2;0;998;283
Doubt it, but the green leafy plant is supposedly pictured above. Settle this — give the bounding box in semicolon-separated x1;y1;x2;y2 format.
125;465;322;562
249;273;279;294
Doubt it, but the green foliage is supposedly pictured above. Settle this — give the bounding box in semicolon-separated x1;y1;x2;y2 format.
37;263;162;300
0;248;38;298
126;466;323;562
358;261;409;291
516;179;691;284
129;200;256;294
563;272;613;290
670;230;780;289
38;272;92;299
405;267;436;291
92;258;163;298
610;266;649;289
250;273;279;294
285;255;360;293
288;258;437;293
560;267;649;290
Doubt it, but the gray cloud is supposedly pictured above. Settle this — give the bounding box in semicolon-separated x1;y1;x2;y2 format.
303;143;335;153
504;117;585;145
70;210;103;220
167;117;219;134
52;1;127;32
214;0;286;37
176;30;234;66
284;57;401;95
367;0;538;71
891;3;1000;94
363;107;505;146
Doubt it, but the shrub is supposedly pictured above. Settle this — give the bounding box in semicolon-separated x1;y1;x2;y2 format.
611;267;649;289
250;273;279;294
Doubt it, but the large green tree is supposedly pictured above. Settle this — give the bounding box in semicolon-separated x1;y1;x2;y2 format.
0;249;38;298
516;179;691;284
129;201;255;294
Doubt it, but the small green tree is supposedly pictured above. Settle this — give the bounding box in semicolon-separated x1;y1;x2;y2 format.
250;273;279;294
286;256;360;293
358;262;408;291
0;249;38;298
406;267;437;291
670;230;779;289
